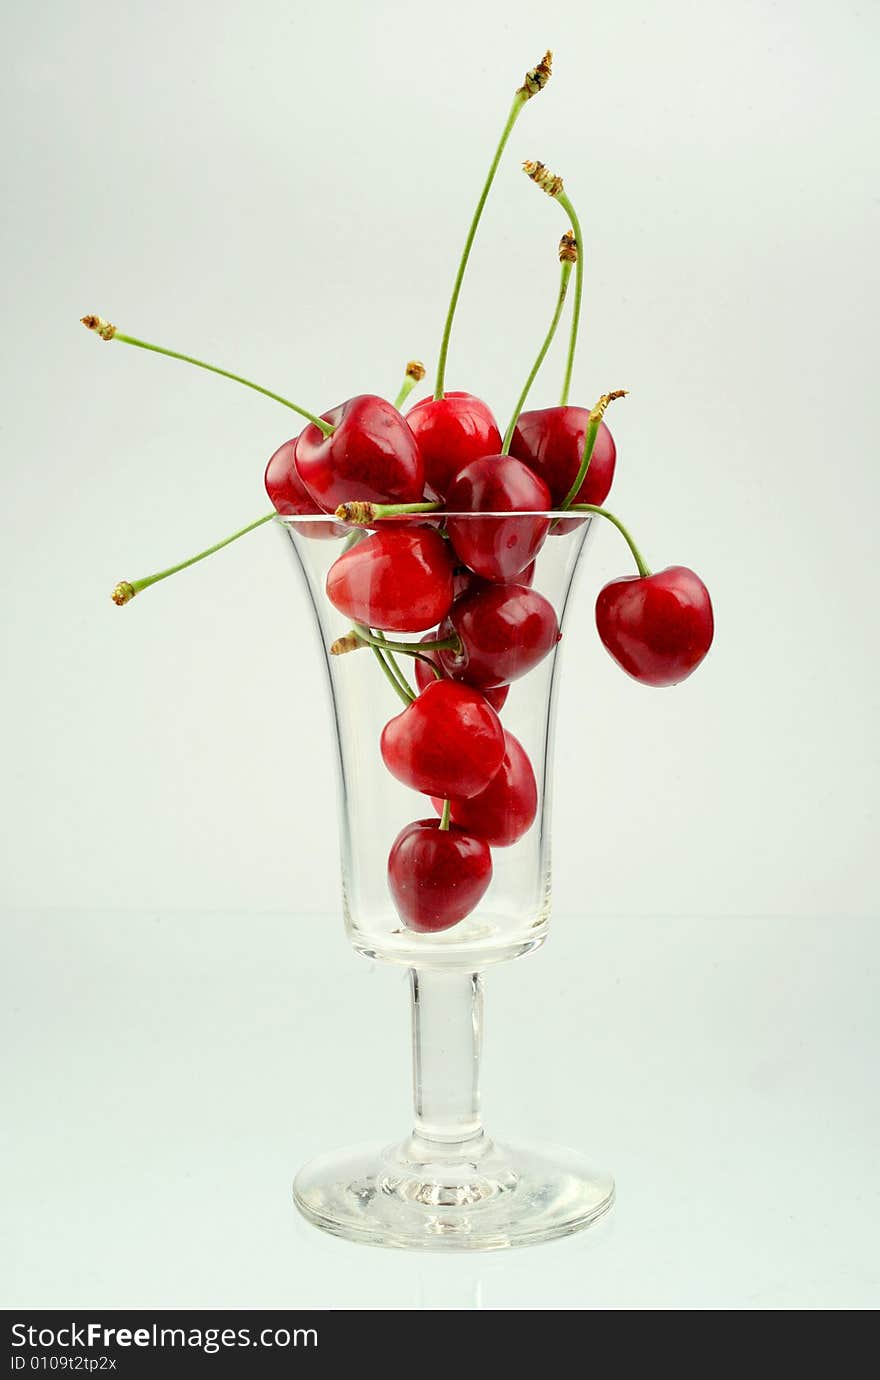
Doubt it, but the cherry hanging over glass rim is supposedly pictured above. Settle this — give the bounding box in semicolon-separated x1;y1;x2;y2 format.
282;511;615;1249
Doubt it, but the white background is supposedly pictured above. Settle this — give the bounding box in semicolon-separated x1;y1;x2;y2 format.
2;0;879;1310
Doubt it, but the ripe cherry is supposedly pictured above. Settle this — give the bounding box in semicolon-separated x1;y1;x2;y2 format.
431;730;537;846
295;395;424;513
326;528;455;632
264;438;345;538
380;679;505;800
445;456;552;582
388;819;492;933
414;631;509;713
595;566;714;687
438;583;560;688
406;392;502;498
453;558;535;601
510;406;616;532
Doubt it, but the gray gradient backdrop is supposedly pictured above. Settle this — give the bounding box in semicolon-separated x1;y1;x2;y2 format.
2;0;879;1310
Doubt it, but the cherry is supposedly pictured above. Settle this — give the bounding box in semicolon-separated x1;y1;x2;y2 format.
431;730;537;846
264;438;344;538
295;395;424;513
380;679;505;800
388;820;492;933
595;566;714;687
445;456;552;581
453;559;535;600
510;406;616;534
438;583;560;688
413;631;509;713
406;393;502;498
326;527;455;633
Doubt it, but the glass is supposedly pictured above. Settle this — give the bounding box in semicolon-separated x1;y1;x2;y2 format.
284;513;614;1249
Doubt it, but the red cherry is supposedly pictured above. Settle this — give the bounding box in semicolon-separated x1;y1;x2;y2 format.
380;679;505;800
263;438;345;539
431;731;537;847
414;631;509;713
326;528;455;632
405;392;502;498
295;395;424;513
388;820;492;933
453;559;535;600
445;456;552;581
510;406;616;534
438;584;560;688
595;566;714;687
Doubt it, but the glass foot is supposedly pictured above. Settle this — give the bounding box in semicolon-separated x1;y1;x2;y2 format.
293;1132;614;1251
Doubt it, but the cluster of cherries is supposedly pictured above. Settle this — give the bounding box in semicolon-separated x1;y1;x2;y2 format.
87;49;714;937
261;381;712;934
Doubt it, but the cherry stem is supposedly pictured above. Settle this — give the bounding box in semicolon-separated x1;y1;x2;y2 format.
81;318;334;436
569;504;652;578
439;799;452;831
334;500;442;525
501;251;573;454
370;646;415;706
372;631;418;699
393;360;426;411
558;390;628;510
350;627;461;658
556;193;584;407
434;52;552;401
111;511;275;606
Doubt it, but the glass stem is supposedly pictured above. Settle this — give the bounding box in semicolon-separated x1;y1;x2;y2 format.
410;969;484;1148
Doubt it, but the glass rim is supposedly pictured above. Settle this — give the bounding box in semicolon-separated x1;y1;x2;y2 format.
277;510;593;524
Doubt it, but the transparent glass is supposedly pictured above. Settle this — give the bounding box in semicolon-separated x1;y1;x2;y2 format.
285;513;614;1249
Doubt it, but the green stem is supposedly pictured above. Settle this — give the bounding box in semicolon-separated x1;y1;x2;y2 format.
352;627;461;658
559;391;627;510
111;511;276;605
569;504;652;577
371;502;441;521
368;644;414;706
501;258;572;454
335;500;442;525
439;798;452;831
556;192;584;407
111;333;334;436
372;631;417;699
559;412;602;510
434;95;527;400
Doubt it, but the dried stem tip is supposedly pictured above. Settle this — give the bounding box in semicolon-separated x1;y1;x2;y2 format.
559;230;578;264
330;633;365;657
334;501;376;525
81;314;117;341
523;160;564;198
517;51;553;100
590;390;629;423
405;360;426;382
111;581;136;606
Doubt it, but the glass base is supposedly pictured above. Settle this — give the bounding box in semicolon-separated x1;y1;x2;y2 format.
293;1132;614;1251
